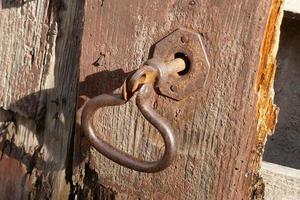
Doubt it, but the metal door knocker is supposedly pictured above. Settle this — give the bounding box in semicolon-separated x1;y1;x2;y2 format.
81;58;183;173
81;28;210;173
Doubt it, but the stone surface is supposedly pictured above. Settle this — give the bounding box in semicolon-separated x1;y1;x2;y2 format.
284;0;300;14
261;162;300;200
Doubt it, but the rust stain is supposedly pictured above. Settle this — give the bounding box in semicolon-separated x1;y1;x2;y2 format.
255;0;284;144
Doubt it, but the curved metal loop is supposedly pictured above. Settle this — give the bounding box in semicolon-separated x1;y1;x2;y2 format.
126;64;159;93
81;84;176;173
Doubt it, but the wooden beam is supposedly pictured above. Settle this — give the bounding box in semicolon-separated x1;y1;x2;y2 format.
0;0;84;198
74;0;284;199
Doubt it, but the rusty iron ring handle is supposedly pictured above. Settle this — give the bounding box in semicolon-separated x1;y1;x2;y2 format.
81;83;176;173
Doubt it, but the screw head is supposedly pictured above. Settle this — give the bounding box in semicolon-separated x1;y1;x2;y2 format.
170;85;177;92
180;36;188;43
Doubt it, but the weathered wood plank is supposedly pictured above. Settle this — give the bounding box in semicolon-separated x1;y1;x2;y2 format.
74;0;283;199
0;0;83;199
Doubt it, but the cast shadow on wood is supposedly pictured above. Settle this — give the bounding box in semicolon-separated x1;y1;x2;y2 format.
74;69;133;167
0;69;131;172
77;68;132;109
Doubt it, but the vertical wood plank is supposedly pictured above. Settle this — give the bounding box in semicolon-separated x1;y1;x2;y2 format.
0;0;84;198
75;0;283;199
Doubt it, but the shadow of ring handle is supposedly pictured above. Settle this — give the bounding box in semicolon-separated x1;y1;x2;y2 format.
81;84;177;173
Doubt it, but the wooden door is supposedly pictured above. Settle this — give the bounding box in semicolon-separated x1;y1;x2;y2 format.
73;0;283;199
0;0;283;199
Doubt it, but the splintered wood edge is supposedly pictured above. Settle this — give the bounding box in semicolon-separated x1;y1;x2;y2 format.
252;0;284;197
256;0;284;146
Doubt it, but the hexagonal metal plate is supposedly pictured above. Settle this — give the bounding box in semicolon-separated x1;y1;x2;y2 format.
152;28;210;100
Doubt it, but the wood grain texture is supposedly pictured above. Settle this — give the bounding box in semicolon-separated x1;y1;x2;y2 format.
0;0;83;199
75;0;283;199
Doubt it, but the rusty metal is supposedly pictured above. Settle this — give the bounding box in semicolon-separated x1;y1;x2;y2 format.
152;28;211;100
126;58;185;95
81;58;184;173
